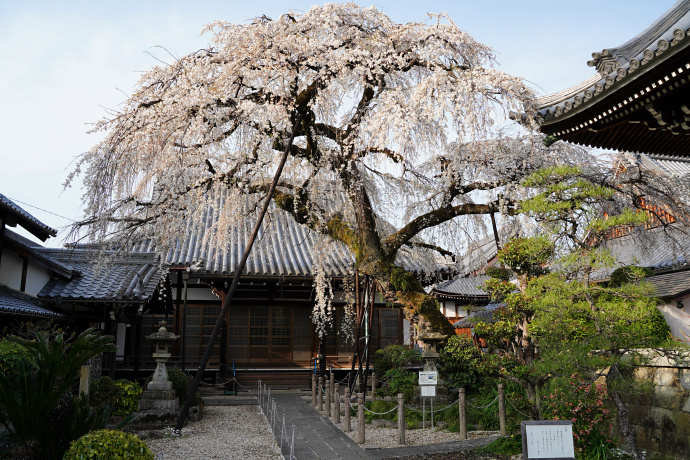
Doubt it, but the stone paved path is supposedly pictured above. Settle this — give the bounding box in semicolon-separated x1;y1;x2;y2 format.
265;392;500;460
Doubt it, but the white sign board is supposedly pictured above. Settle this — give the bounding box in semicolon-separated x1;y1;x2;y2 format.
521;421;575;460
421;385;436;397
418;371;438;385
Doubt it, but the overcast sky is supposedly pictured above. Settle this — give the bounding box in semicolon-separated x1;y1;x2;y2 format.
0;0;677;246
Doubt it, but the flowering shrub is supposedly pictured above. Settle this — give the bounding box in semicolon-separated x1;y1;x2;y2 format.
543;377;614;455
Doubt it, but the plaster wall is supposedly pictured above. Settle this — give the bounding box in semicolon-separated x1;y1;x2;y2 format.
658;297;690;343
24;261;50;296
0;248;23;290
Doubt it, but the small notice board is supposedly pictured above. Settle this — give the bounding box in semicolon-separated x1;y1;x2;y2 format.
521;420;575;460
419;371;438;397
418;371;438;385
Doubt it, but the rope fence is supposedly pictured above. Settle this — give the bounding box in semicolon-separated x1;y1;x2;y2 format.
308;376;511;444
258;376;513;453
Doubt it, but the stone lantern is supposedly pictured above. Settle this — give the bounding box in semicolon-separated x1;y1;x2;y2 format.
146;320;178;390
417;331;446;375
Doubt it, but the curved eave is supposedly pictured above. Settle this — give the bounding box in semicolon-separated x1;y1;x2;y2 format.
536;39;690;155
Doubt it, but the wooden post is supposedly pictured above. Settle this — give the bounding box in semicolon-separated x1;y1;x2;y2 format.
357;393;365;444
79;365;91;396
397;393;405;445
318;376;324;412
326;384;332;418
344;387;352;432
498;383;507;436
312;374;317;407
371;372;377;400
329;370;335;404
458;388;467;440
334;383;341;424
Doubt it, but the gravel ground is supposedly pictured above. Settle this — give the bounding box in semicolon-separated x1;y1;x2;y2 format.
141;405;282;460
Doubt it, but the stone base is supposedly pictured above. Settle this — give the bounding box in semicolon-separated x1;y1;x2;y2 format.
128;411;181;431
138;397;179;412
148;380;173;391
141;389;176;400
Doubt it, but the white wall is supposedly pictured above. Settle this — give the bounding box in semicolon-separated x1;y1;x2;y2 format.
658;296;690;343
0;247;24;290
24;261;51;296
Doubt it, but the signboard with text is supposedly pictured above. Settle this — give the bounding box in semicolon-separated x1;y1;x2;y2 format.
420;385;436;397
521;420;575;460
418;371;438;385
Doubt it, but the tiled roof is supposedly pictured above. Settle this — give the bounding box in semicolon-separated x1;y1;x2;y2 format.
646;270;690;297
639;153;690;176
0;285;65;319
535;1;690;120
595;225;690;280
124;193;444;278
432;275;490;299
4;229;76;278
0;193;57;242
38;250;164;302
457;235;501;276
453;301;504;328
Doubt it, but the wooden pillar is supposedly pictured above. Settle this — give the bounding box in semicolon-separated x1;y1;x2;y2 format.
357;393;365;444
344;387;351;432
312;374;317;407
329;370;335;404
108;315;117;378
498;383;507;436
397;393;405;445
459;388;467;440
334;383;341;424
133;315;142;382
318;376;324;412
219;292;228;380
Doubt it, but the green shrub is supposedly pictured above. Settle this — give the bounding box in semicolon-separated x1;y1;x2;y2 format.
438;335;483;392
90;376;120;413
90;377;142;417
373;344;419;377
114;379;142;417
167;368;190;403
64;429;153;460
0;329;115;460
0;337;34;375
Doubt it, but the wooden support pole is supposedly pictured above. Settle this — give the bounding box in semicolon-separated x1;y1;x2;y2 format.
329;370;335;404
326;384;332;418
357;393;365;444
318;376;324;412
344;387;352;432
312;374;317;407
459;388;467;440
397;393;405;446
498;383;507;436
334;383;341;424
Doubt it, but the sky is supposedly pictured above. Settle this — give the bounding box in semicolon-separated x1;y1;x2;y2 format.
0;0;678;246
